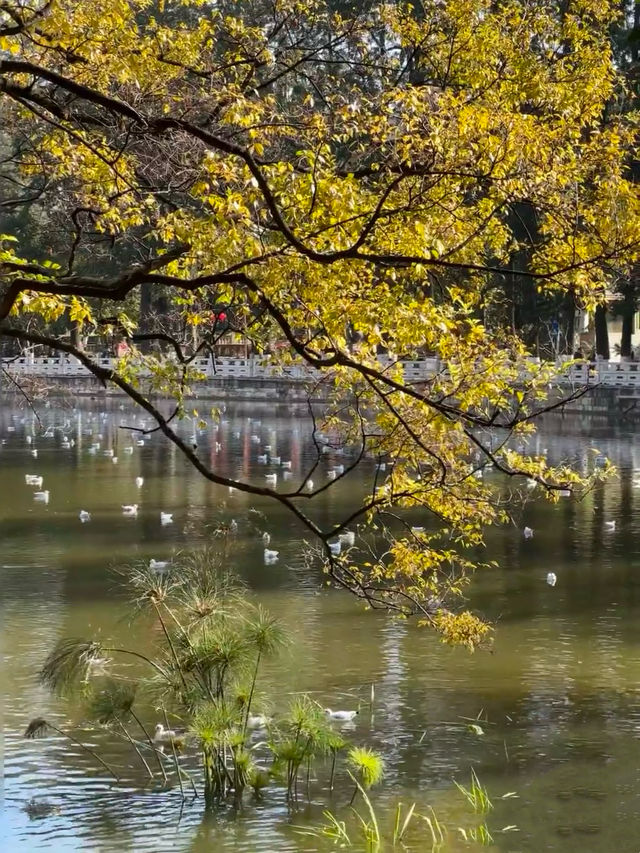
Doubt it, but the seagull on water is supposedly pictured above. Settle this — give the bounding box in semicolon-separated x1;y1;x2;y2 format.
604;520;616;532
135;477;144;488
34;490;49;503
546;572;557;587
324;708;358;722
523;526;534;539
160;512;173;525
122;504;138;517
150;559;169;571
264;549;279;564
153;723;177;743
79;510;91;523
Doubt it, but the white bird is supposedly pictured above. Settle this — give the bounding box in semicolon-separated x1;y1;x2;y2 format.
229;519;238;533
7;426;15;432
88;447;97;456
122;504;138;517
604;520;616;532
160;512;173;525
257;454;268;464
333;464;344;475
264;445;271;451
270;455;281;465
34;490;49;503
124;446;134;454
112;456;118;464
324;708;358;722
264;548;279;563
305;479;314;491
283;470;292;480
153;723;177;743
136;439;145;447
150;559;169;571
103;449;115;458
281;460;292;469
526;479;537;490
135;477;144;488
251;434;260;442
328;470;337;480
31;449;38;458
25;474;43;487
339;531;355;547
265;473;277;485
523;526;534;539
328;540;341;556
247;714;269;730
546;572;557;587
79;510;91;522
26;436;32;445
262;532;271;545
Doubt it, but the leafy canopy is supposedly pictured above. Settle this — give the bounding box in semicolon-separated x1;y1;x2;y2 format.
0;0;634;643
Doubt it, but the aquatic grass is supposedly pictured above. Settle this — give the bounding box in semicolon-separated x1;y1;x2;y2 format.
453;769;493;814
242;606;287;734
87;680;155;778
349;774;380;847
23;717;120;781
392;801;417;845
457;823;494;845
33;548;398;813
422;806;446;846
295;810;352;845
347;747;384;804
327;730;348;792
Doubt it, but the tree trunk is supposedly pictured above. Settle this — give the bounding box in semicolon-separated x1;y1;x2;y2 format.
70;319;83;350
562;292;576;354
620;292;635;358
594;303;610;359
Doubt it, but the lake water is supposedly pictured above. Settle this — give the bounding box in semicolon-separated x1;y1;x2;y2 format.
2;397;640;852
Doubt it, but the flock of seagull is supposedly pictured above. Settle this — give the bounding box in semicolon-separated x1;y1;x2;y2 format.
11;409;623;593
13;410;366;573
152;707;359;745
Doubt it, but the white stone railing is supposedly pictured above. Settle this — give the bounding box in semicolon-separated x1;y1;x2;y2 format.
0;354;443;383
3;353;640;389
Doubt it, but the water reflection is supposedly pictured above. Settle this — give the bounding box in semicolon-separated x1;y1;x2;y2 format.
3;400;640;850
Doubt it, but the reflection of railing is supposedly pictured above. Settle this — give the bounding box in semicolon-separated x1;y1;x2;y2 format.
4;354;640;388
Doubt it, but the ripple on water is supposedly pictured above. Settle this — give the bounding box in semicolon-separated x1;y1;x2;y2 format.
5;404;640;851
